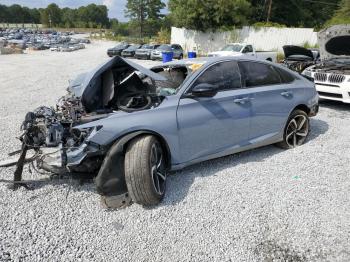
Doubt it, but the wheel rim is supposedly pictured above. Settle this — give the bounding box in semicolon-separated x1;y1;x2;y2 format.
150;142;166;195
285;114;309;148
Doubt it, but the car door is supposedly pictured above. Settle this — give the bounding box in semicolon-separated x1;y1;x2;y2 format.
176;61;252;163
237;61;296;142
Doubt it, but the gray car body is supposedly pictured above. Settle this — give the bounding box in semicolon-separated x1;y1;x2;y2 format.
69;56;318;172
135;44;160;59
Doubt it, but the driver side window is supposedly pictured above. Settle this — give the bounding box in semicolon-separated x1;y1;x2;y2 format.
192;61;241;92
242;45;253;53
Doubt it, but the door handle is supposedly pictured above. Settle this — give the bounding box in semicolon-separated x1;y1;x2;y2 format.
234;97;251;104
281;91;292;97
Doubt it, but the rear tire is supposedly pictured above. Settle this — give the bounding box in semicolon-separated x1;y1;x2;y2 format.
276;109;310;149
124;135;167;206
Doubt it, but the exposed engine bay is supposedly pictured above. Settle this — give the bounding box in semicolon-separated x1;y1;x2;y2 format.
302;25;350;79
282;45;320;73
0;57;189;192
308;59;350;74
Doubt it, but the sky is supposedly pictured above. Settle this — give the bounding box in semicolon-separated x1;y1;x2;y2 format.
1;0;168;21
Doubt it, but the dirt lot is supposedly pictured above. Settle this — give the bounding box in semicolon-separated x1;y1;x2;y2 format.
1;41;350;262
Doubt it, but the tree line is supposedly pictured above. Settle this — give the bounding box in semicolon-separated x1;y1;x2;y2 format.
0;3;109;28
168;0;346;31
0;0;349;36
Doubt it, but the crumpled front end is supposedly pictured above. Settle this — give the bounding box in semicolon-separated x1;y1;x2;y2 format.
0;56;176;208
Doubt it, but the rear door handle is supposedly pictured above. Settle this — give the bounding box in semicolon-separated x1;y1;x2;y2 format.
281;91;292;97
234;97;251;104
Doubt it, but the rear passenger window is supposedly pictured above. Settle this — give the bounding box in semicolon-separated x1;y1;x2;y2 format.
193;61;241;91
275;67;296;83
238;61;281;87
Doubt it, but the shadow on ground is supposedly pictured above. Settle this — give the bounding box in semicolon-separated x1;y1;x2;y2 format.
160;118;329;207
319;99;350;112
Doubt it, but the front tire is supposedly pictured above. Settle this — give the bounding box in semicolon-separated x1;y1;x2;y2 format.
124;135;167;206
276;109;310;149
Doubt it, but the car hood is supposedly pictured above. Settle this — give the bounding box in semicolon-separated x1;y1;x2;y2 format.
283;45;314;60
318;24;350;60
68;56;167;98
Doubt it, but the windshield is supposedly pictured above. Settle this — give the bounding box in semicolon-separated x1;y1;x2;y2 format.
128;45;141;50
221;44;243;52
141;44;151;49
141;65;192;96
116;44;128;49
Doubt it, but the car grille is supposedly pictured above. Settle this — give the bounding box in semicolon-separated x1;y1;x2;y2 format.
328;74;345;83
318;91;343;99
314;73;327;82
314;73;345;83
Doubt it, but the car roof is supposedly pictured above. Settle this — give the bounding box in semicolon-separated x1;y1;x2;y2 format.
161;56;267;66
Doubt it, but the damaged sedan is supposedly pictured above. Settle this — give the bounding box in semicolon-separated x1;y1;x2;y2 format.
0;56;318;208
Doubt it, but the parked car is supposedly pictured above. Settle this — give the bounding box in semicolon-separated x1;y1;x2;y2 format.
302;24;350;103
208;43;277;62
282;45;320;73
107;43;130;57
2;56;318;208
135;44;160;59
151;44;184;60
121;44;142;58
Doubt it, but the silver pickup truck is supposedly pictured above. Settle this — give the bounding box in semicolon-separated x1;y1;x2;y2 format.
208;43;277;62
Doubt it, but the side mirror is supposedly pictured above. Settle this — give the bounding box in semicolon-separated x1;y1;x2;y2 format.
191;83;218;97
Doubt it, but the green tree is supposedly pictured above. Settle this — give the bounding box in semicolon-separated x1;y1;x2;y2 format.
29;8;41;24
168;0;251;31
249;0;341;28
125;0;166;38
8;4;26;23
326;0;350;26
61;8;76;28
41;3;61;27
0;5;10;23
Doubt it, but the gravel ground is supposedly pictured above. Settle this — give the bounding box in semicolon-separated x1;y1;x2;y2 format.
1;41;350;262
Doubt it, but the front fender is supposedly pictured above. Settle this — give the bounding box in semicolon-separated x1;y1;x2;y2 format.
95;130;172;197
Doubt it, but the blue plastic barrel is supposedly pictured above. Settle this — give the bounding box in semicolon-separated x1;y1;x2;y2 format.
188;51;197;58
162;52;173;63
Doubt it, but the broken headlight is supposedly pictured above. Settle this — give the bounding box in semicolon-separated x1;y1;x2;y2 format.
302;69;312;77
70;126;102;147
